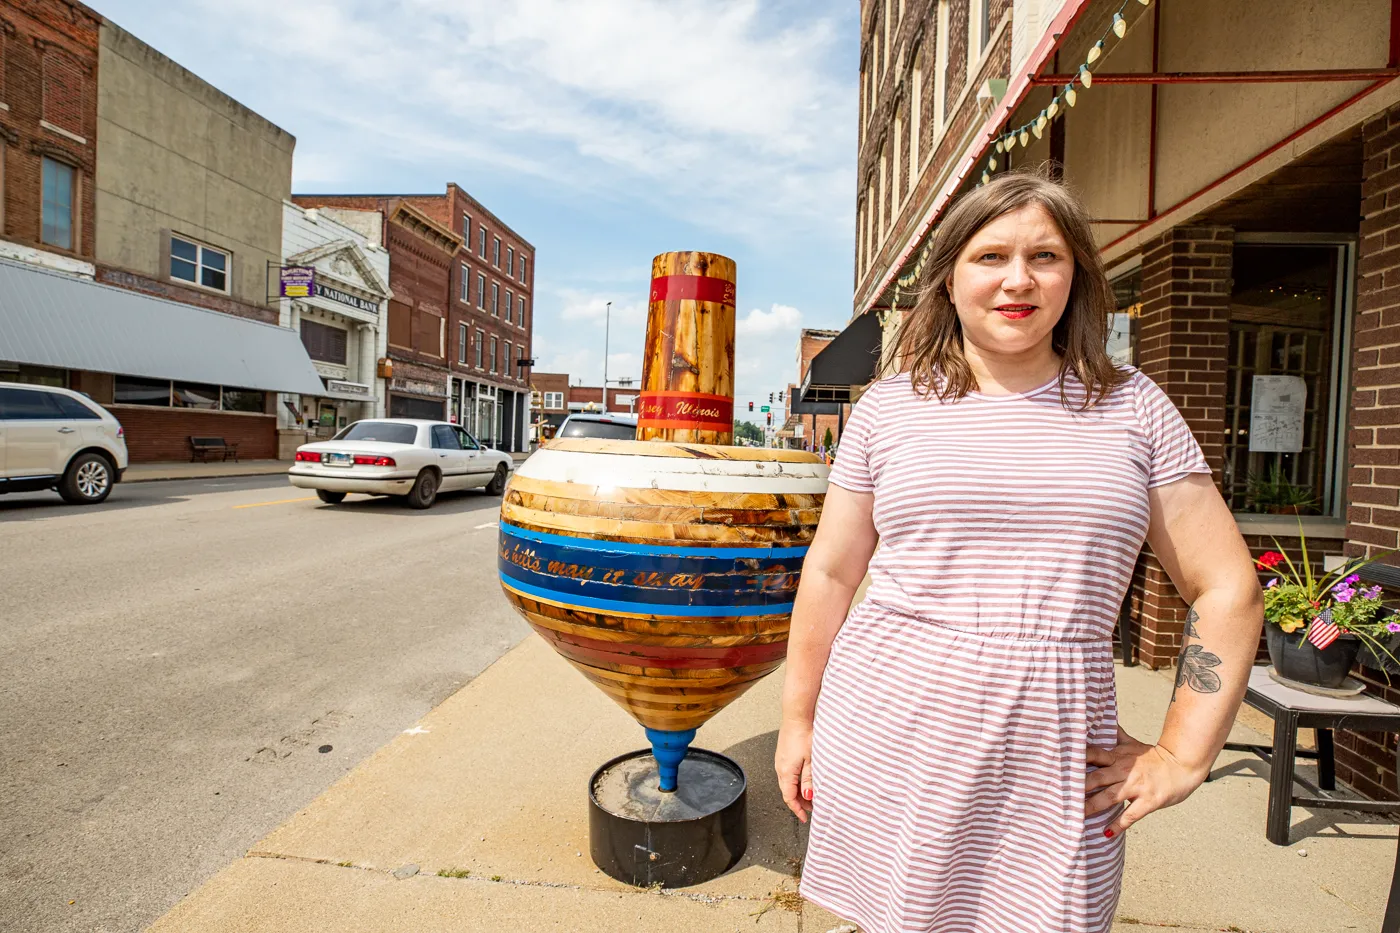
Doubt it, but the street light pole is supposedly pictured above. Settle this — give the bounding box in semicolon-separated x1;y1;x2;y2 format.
602;301;611;413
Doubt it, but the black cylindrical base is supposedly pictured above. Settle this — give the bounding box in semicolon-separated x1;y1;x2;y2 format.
588;747;747;888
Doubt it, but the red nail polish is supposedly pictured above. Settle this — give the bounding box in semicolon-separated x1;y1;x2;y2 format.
803;788;813;801
1104;829;1115;839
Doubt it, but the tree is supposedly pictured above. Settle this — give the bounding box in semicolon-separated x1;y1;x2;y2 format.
733;420;763;444
822;427;834;450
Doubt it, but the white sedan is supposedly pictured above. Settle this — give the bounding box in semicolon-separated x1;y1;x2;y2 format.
288;419;513;509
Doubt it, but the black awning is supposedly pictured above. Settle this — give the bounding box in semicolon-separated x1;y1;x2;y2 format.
798;311;881;405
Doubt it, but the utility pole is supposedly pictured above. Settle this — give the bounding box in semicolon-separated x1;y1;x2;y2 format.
602;301;611;413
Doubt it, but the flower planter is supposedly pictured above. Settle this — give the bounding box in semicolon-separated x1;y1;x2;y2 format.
1358;632;1400;675
1265;624;1361;689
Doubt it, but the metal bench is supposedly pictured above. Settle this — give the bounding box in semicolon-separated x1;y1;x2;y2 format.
188;436;239;463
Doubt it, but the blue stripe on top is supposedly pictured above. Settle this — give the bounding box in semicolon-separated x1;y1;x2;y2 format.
501;577;795;618
499;521;810;559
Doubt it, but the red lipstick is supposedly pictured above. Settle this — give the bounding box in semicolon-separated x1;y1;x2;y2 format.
995;304;1036;320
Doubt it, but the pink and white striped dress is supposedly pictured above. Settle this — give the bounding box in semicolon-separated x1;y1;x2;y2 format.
799;368;1210;933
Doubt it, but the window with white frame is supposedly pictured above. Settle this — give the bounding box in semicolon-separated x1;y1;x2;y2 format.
518;297;527;329
477;273;486;310
478;225;487;258
170;234;229;292
507;247;514;276
544;391;563;409
505;289;514;323
460;323;470;363
491;282;499;316
489;335;498;373
519;257;527;283
476;329;485;368
492;236;501;267
505;341;513;377
462;212;471;236
460;263;470;302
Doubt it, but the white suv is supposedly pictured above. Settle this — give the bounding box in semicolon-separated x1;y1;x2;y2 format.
0;383;129;504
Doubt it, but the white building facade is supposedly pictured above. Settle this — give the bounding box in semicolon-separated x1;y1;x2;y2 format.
277;202;393;438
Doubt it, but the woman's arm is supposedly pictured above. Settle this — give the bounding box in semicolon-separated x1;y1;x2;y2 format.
1086;472;1263;835
775;485;879;822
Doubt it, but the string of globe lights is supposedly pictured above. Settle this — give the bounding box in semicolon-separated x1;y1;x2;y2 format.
892;0;1153;302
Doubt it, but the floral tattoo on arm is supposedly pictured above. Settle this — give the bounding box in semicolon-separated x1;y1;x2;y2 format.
1171;607;1223;703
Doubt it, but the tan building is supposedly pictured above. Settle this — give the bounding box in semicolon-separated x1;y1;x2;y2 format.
825;0;1400;801
94;21;295;321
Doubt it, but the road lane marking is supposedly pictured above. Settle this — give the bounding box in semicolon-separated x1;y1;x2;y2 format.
404;726;430;735
233;496;317;509
474;521;498;530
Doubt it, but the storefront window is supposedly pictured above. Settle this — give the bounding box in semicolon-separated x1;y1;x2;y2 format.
115;376;171;406
0;363;68;387
173;382;220;409
1107;268;1141;367
221;389;264;413
1224;242;1347;515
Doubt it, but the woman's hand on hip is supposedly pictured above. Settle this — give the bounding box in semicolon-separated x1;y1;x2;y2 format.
775;719;814;823
1085;725;1206;837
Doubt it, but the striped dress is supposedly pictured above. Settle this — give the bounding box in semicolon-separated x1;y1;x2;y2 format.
799;368;1210;933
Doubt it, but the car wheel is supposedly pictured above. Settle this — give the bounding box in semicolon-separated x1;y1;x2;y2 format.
59;452;114;504
316;490;347;504
485;463;508;496
406;469;439;509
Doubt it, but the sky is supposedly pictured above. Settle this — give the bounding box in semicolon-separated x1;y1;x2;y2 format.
93;0;859;414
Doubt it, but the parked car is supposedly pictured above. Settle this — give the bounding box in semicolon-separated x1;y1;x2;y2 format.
555;412;639;441
0;382;128;504
288;419;512;509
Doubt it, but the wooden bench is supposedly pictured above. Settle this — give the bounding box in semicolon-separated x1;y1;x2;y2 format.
188;436;240;463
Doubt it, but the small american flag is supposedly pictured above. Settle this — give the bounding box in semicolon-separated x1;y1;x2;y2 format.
1307;609;1341;650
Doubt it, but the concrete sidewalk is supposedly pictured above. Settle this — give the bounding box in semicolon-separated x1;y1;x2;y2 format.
147;637;1398;933
123;460;288;483
124;450;533;484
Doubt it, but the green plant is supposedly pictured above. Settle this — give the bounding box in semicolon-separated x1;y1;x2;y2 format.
1256;530;1398;669
436;868;471;878
1245;463;1319;514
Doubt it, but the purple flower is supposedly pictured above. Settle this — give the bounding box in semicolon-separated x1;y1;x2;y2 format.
1345;574;1361;585
1334;585;1354;604
1387;621;1400;634
1266;578;1278;589
1364;585;1384;601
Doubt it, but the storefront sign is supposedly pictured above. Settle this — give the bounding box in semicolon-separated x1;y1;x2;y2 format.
279;266;316;298
326;379;373;398
391;377;447;398
317;282;380;314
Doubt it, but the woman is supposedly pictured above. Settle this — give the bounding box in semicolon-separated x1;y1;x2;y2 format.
775;170;1262;933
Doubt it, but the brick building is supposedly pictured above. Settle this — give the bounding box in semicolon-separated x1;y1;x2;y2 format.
781;328;850;452
295;185;535;452
0;0;100;271
0;3;325;463
820;0;1400;801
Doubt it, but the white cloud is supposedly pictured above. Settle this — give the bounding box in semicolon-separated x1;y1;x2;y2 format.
737;303;803;339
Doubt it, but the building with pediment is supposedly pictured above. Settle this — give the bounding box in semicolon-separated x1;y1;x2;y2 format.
277;201;393;444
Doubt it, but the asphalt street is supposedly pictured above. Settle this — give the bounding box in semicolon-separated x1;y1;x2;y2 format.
0;475;530;933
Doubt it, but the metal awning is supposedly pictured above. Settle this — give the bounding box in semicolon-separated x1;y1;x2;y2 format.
798;310;882;405
0;257;326;395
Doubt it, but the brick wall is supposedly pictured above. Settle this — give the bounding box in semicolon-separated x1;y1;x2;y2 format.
111;406;276;462
0;0;100;258
95;265;277;324
1126;226;1233;667
1336;104;1400;801
531;372;568;412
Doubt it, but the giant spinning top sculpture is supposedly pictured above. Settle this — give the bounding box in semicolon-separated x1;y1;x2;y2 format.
498;251;828;887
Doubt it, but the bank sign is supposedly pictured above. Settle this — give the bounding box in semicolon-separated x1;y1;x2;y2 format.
317;282;380;314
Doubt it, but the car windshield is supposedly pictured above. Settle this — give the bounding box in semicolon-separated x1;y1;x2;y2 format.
560;419;636;440
335;421;419;444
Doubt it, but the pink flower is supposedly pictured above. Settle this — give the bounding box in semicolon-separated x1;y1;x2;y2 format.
1333;585;1355;604
1345;574;1360;585
1388;621;1400;634
1364;585;1383;601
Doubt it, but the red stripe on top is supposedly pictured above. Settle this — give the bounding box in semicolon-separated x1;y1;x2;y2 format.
637;392;733;426
649;274;736;306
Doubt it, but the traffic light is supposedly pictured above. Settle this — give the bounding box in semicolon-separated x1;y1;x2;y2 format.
748;401;753;411
766;412;772;425
778;391;784;402
769;392;774;403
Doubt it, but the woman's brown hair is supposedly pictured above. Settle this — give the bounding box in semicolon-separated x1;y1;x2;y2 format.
895;166;1127;410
